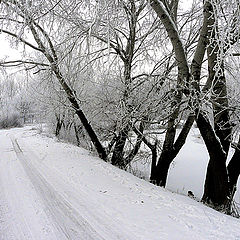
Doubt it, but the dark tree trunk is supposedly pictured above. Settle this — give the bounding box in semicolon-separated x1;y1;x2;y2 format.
75;109;107;160
124;121;145;166
111;126;129;168
150;88;179;185
74;123;81;147
196;112;230;206
55;114;64;137
202;158;229;206
227;137;240;196
152;150;173;186
53;65;107;160
212;74;231;155
55;118;62;136
149;0;211;187
201;16;232;206
150;146;158;184
150;114;194;186
109;2;140;167
202;84;232;206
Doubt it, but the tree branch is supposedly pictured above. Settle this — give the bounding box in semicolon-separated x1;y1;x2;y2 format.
0;29;43;52
0;60;49;67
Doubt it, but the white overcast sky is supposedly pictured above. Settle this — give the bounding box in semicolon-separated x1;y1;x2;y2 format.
0;35;22;59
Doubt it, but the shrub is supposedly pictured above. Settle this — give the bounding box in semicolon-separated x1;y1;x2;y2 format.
0;114;23;129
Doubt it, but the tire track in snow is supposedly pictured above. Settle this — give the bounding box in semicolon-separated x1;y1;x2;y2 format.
11;137;105;240
0;133;56;240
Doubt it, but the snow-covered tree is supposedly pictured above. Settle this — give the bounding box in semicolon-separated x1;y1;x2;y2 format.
150;0;240;210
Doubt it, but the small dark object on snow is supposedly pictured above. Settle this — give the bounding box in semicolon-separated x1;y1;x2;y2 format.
188;191;195;198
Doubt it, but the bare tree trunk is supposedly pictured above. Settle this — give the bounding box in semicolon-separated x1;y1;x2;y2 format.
111;125;129;168
151;114;195;186
74;122;81;147
150;101;177;185
150;146;158;183
152;150;173;186
29;20;108;160
111;2;137;166
196;112;229;206
201;6;232;206
55;118;62;136
149;0;212;187
227;136;240;196
110;62;132;167
124;121;145;167
55;114;64;137
202;76;232;205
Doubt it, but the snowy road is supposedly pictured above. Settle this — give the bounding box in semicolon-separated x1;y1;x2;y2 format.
0;129;133;240
0;126;240;240
0;131;103;239
10;137;104;240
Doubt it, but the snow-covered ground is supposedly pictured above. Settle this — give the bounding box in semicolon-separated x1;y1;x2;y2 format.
0;126;239;240
129;128;240;202
168;128;240;202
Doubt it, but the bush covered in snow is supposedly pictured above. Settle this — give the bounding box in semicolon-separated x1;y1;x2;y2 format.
0;113;22;129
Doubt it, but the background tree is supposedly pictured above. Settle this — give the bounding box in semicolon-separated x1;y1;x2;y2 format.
0;0;108;159
58;0;177;168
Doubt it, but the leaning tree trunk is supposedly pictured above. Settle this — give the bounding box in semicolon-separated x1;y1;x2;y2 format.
51;64;108;160
25;18;108;161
